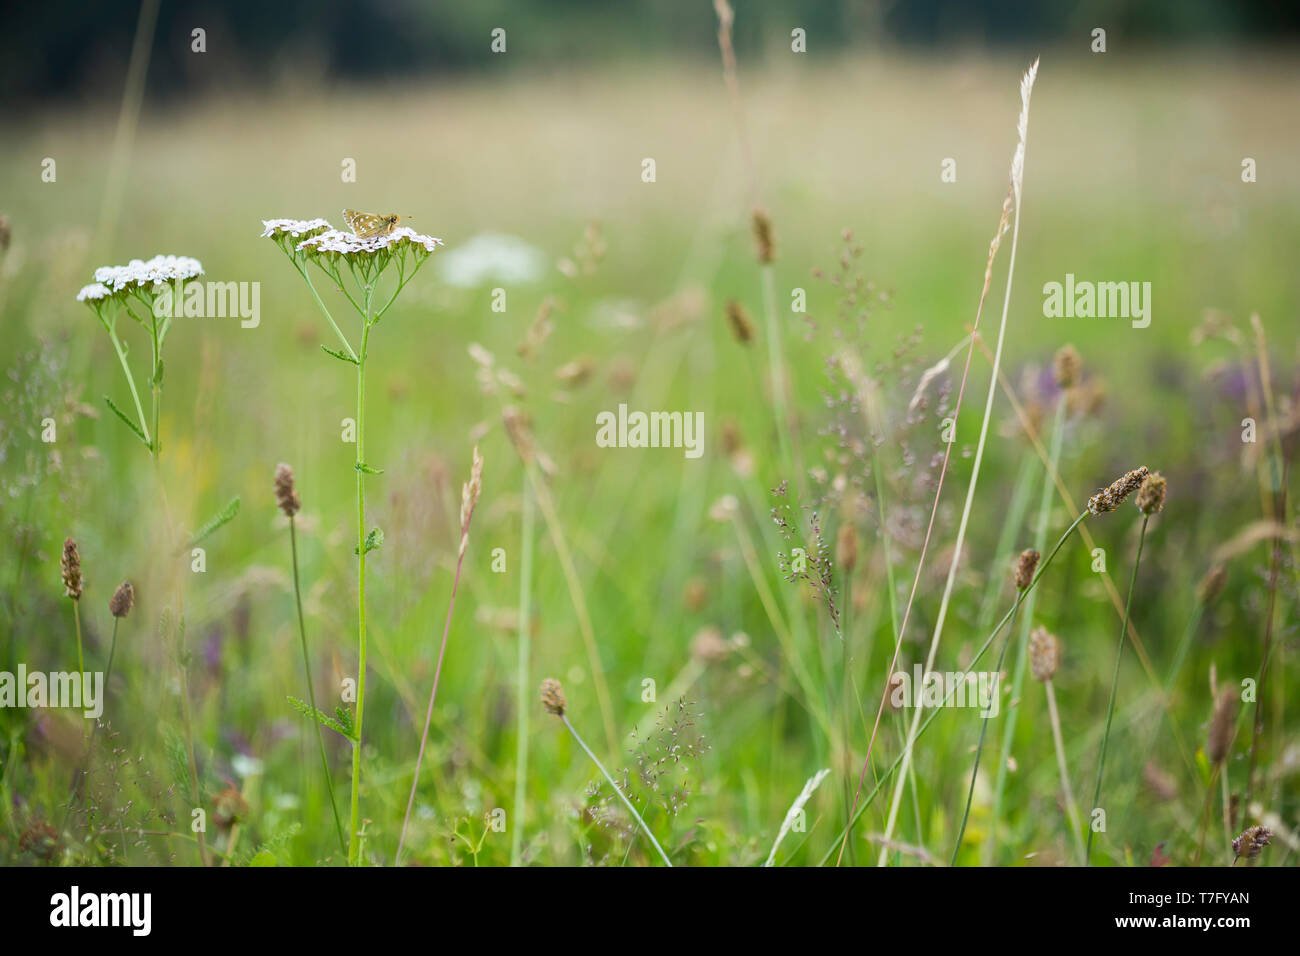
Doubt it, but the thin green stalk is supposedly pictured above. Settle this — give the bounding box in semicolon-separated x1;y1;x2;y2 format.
561;714;672;866
760;264;794;480
527;466;619;757
988;395;1065;862
951;607;1018;864
104;617;119;692
300;264;359;362
877;165;1030;864
289;516;346;855
510;477;535;867
72;602;83;675
106;326;151;446
348;301;374;866
1086;514;1150;865
1044;678;1086;863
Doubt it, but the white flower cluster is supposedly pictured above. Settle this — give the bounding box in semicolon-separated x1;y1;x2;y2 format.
296;226;443;257
260;218;333;239
91;254;204;292
76;282;112;302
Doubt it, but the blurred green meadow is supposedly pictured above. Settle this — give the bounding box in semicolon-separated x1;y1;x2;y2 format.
1;47;1298;865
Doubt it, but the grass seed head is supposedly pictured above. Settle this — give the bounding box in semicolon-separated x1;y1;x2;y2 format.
691;627;729;664
1087;466;1150;515
1028;626;1059;682
724;299;754;344
458;446;483;557
1208;687;1238;765
540;678;566;717
1053;344;1081;389
109;580;134;618
1135;472;1167;515
61;537;82;600
540;676;566;712
274;463;301;517
751;208;775;264
1197;564;1227;605
1014;548;1040;590
1232;825;1272;860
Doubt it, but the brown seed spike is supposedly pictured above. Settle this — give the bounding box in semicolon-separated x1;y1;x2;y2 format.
1197;565;1227;606
751;208;775;264
274;463;301;517
109;581;134;618
1135;472;1167;516
61;537;83;600
1028;626;1059;682
540;678;566;717
1053;344;1081;389
1232;824;1272;861
1207;687;1238;765
1013;548;1040;590
1087;466;1150;515
724;300;754;344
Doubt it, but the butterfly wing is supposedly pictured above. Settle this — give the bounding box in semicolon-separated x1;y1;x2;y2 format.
343;209;388;239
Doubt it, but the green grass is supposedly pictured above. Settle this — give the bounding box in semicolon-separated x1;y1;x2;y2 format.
0;50;1297;866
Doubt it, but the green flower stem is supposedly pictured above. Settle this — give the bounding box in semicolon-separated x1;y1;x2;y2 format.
1086;513;1150;865
989;394;1066;862
951;605;1018;864
290;516;347;855
106;325;151;446
1044;677;1086;862
347;294;374;866
760;264;794;480
510;477;535;867
301;265;358;362
72;601;84;675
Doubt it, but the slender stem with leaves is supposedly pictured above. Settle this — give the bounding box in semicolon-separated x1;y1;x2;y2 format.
262;217;442;864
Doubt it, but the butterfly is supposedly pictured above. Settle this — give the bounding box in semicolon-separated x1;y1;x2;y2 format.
342;209;410;239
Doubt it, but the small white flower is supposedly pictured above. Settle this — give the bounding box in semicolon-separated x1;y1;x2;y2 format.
92;254;203;291
76;282;111;301
260;217;333;239
296;226;443;257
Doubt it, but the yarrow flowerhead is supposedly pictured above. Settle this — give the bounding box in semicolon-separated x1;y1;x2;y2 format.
296;226;443;258
92;254;204;293
1087;466;1150;515
77;283;112;302
260;218;333;239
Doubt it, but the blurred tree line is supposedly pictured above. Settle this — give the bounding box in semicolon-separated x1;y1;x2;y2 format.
4;0;1298;106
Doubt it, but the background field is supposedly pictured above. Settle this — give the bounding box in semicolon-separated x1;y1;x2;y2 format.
1;16;1298;865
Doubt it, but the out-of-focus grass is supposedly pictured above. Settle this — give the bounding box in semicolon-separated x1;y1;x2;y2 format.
1;50;1297;865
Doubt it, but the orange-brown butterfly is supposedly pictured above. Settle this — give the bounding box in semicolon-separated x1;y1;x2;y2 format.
342;209;411;239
